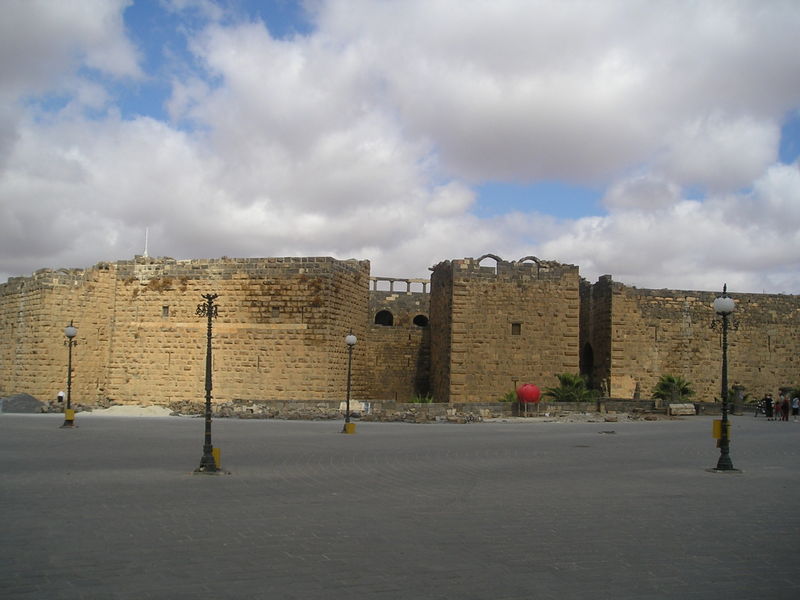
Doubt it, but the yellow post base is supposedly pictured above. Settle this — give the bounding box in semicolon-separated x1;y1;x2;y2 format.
61;409;76;428
712;419;731;439
342;422;356;434
212;447;221;469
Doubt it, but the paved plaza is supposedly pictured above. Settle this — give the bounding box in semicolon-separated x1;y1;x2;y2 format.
1;412;798;599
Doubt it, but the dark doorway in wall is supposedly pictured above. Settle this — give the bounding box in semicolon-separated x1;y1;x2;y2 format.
375;310;394;326
413;314;429;327
580;343;595;389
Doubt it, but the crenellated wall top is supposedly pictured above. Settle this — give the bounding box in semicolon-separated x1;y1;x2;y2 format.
430;254;578;281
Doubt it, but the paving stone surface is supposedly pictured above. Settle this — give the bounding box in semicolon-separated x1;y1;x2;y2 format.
1;413;798;599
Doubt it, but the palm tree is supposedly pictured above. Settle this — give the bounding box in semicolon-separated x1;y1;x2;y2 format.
544;373;598;402
652;375;694;402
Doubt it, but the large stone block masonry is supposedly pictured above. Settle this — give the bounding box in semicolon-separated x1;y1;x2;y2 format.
2;253;797;408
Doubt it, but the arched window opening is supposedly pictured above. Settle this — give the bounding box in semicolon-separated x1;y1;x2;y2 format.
413;314;429;327
374;310;394;326
516;256;545;278
477;253;502;274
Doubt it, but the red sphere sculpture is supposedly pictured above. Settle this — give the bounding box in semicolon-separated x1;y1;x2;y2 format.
516;384;541;404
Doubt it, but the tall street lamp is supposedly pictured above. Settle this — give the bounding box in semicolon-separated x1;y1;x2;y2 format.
711;285;738;472
195;293;220;473
342;332;357;434
61;321;78;428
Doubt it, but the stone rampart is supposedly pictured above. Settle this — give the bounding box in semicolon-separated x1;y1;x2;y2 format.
430;255;581;403
596;279;800;401
365;278;431;401
0;256;370;405
2;253;797;409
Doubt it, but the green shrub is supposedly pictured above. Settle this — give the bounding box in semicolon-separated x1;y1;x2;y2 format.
410;393;434;403
499;390;517;402
652;375;694;402
543;373;598;402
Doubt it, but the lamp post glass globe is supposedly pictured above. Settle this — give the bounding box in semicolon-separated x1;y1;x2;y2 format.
345;334;357;347
713;295;735;315
64;322;77;339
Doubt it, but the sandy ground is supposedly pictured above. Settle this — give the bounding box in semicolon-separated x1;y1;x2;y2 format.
80;405;176;417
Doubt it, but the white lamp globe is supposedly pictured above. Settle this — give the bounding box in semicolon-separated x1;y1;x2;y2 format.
345;333;357;347
713;295;735;316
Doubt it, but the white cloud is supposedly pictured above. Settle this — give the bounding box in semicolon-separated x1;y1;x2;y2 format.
540;165;800;292
1;0;799;295
658;112;779;190
735;163;800;234
0;0;141;90
310;0;800;187
603;175;683;212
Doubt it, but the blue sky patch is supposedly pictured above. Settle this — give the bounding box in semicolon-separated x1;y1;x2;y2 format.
473;181;604;220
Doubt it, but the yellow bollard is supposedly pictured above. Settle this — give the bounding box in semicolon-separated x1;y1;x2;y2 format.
712;419;731;439
212;447;221;469
342;422;356;434
61;409;76;428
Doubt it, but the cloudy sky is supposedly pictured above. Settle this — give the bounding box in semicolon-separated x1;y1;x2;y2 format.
2;0;799;293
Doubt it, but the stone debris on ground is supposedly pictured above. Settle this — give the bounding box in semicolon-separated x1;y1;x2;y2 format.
0;394;46;413
1;396;683;422
80;405;175;417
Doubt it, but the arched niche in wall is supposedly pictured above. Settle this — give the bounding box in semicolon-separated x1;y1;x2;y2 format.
374;310;394;326
413;314;429;327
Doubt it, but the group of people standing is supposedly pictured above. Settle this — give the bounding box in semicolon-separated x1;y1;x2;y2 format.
760;392;799;421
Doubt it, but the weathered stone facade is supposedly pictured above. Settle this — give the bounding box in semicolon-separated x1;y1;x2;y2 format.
429;255;581;403
0;257;370;406
364;277;431;401
1;253;797;408
582;277;800;401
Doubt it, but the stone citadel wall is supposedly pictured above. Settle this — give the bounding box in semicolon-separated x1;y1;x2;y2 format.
365;277;431;401
429;255;581;403
0;264;119;407
587;277;800;401
1;254;796;408
0;257;370;406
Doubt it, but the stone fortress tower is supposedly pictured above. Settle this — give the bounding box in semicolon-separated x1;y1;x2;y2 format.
0;257;369;407
429;255;581;403
1;253;797;408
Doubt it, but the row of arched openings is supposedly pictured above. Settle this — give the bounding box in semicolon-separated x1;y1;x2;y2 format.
374;310;429;327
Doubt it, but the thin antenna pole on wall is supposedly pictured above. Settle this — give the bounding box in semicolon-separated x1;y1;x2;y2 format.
143;227;149;258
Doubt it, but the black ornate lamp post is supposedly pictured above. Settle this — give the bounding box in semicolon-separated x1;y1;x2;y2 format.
195;293;219;473
711;285;737;472
61;321;78;428
342;332;357;434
